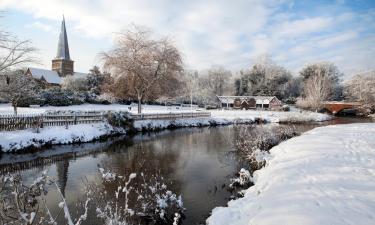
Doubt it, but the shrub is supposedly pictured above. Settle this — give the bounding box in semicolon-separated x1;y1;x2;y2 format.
284;97;297;104
40;88;84;106
235;125;299;171
106;111;134;129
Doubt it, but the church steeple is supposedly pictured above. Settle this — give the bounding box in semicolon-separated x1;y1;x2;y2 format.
52;16;74;77
56;15;71;60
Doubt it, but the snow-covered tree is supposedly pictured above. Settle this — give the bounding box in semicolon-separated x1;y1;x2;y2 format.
102;26;183;113
0;70;38;115
344;71;375;112
61;75;88;92
206;66;232;96
237;55;296;100
86;65;109;95
299;62;343;109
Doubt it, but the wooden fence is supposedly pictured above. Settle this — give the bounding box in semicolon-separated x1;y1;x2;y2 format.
0;111;211;131
0;112;105;131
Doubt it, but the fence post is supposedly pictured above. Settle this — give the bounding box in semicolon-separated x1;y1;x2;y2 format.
74;112;77;125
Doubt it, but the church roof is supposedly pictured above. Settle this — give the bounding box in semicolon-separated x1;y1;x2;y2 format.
27;68;61;84
55;16;71;60
27;67;88;85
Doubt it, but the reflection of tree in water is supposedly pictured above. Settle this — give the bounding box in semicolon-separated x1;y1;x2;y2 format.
88;137;186;224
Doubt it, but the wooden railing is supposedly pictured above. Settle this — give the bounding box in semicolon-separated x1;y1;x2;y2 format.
0;112;105;131
0;114;43;131
0;111;211;131
131;112;211;120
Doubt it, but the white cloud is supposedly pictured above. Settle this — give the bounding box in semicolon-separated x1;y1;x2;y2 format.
274;17;333;38
1;0;374;77
319;31;358;47
25;21;55;33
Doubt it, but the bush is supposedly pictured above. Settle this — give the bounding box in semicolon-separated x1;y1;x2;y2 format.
40;88;84;106
17;96;45;107
284;97;297;104
282;105;290;111
106;111;134;129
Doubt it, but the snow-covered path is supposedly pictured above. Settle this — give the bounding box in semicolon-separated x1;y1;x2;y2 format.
207;123;375;225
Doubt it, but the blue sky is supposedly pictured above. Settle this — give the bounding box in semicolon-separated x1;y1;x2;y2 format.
1;0;374;78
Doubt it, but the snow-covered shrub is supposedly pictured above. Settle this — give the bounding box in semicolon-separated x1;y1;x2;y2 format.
61;76;89;92
284;97;297;104
97;93;118;104
282;105;290;111
229;168;252;188
84;92;111;105
234;125;299;171
0;171;90;225
40;88;84;106
0;172;48;224
88;168;185;225
106;111;134;130
17;95;45;107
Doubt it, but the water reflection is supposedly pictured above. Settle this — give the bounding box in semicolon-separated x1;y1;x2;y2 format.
0;117;372;224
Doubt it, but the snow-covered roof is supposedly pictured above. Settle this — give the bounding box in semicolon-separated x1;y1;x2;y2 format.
217;96;279;104
27;67;88;84
28;67;61;84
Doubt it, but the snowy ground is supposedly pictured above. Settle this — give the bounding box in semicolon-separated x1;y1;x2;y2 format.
207;123;375;225
210;109;331;123
0;103;332;152
0;123;124;152
0;103;332;123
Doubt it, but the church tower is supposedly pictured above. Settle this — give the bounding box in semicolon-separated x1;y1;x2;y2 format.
52;16;74;77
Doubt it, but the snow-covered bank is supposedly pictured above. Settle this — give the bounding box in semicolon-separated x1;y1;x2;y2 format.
210;109;332;123
0;123;125;152
133;117;256;131
207;123;375;225
0;103;332;123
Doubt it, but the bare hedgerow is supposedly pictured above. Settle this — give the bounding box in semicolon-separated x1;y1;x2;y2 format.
86;167;185;225
234;125;299;172
0;171;90;225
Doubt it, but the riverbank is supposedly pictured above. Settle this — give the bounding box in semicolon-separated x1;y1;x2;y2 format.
1;109;332;152
207;123;375;225
0;123;126;152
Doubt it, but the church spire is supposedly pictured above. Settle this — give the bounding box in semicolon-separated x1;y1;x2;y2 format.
52;15;74;77
56;15;71;60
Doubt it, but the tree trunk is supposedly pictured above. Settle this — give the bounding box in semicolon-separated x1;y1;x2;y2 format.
137;97;142;114
13;104;17;115
12;99;18;115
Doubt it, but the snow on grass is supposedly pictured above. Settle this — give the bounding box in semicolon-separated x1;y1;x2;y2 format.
210;109;332;123
0;103;332;123
207;123;375;225
133;117;255;131
0;123;124;152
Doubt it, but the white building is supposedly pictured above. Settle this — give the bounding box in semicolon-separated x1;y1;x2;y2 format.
217;96;282;110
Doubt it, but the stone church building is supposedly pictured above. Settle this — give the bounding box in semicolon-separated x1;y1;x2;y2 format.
25;17;87;85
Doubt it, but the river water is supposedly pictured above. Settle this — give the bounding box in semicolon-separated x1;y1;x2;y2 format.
0;117;372;224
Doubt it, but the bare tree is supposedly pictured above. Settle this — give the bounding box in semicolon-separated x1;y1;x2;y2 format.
0;14;37;73
299;62;342;109
206;66;232;96
181;70;199;109
102;26;183;113
344;71;375;113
